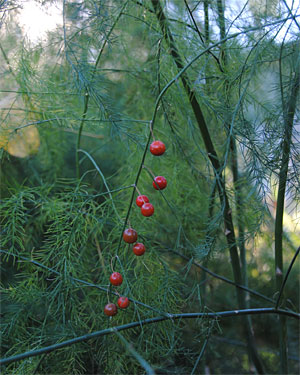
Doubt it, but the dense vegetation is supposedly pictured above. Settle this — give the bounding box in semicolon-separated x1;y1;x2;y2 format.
0;1;299;374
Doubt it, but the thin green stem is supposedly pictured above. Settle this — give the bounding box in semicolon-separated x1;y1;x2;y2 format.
200;182;217;305
276;246;300;310
0;43;17;79
151;0;241;309
216;0;263;371
1;308;298;366
275;62;299;374
204;0;209;44
0;250;169;316
114;330;155;375
183;0;223;71
77;149;122;223
190;337;210;375
75;1;129;178
169;248;274;303
151;3;267;372
282;0;300;30
217;0;227;67
275;68;300;289
76;92;89;178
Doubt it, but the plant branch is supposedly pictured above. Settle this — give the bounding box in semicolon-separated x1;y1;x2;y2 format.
1;308;298;366
183;0;223;72
75;0;129;178
275;66;300;291
150;0;245;316
215;0;264;372
190;320;214;375
0;43;17;79
190;336;210;375
204;0;209;43
276;246;300;309
274;60;299;374
133;0;199;32
114;330;156;375
150;3;272;372
282;0;300;30
169;248;274;303
0;250;170;317
77;149;122;223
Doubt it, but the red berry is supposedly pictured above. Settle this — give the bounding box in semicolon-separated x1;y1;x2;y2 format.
110;272;123;286
123;228;138;243
136;195;149;207
141;202;154;217
133;242;146;256
150;140;166;156
153;176;167;190
104;303;118;316
117;296;130;309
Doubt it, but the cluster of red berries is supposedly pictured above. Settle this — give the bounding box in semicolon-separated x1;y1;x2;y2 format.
122;227;145;255
104;139;167;317
138;141;167;217
104;272;130;316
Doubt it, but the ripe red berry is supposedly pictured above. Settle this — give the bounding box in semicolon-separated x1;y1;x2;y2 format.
136;195;149;207
133;242;146;256
153;176;167;190
123;228;138;243
117;296;130;309
104;303;118;316
141;202;154;217
110;272;123;286
150;140;166;156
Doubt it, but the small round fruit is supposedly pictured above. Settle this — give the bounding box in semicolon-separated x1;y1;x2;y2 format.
141;202;154;217
117;296;130;309
153;176;167;190
110;272;123;286
123;228;138;243
150;140;166;156
136;195;149;207
104;303;118;316
133;242;146;256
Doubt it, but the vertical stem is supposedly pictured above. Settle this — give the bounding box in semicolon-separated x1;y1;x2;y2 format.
217;0;249;293
216;1;264;372
216;0;247;293
0;43;17;79
201;6;213;367
199;184;216;374
201;182;217;304
203;0;211;98
75;1;129;178
150;0;244;312
217;0;227;67
275;65;299;374
151;0;265;372
230;139;247;286
204;0;209;44
276;246;300;310
76;92;89;179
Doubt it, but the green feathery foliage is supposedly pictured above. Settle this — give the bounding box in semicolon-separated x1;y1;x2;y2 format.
0;0;299;374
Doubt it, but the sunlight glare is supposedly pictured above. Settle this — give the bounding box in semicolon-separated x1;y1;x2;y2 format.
17;0;62;43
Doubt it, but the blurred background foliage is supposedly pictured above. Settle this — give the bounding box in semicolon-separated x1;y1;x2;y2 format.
0;0;299;374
